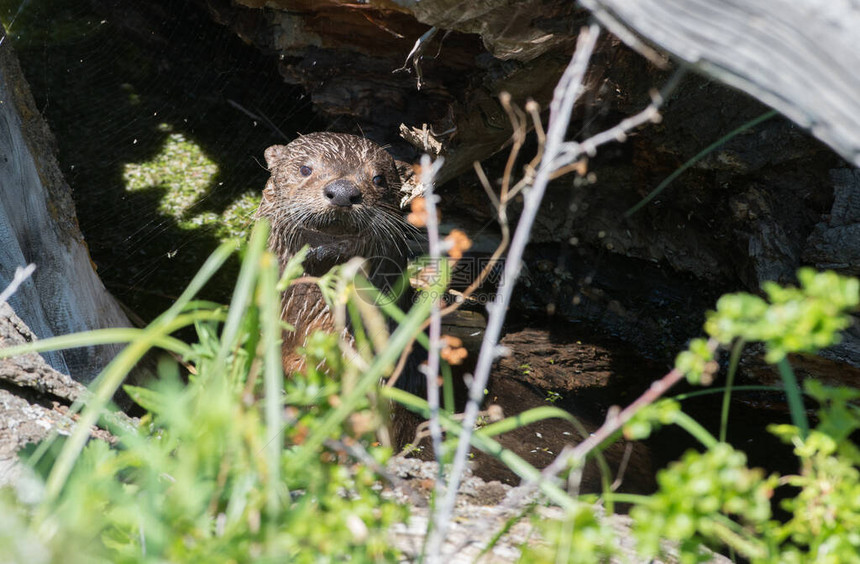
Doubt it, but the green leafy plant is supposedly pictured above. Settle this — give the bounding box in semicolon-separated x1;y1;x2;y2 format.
624;378;860;564
2;219;858;564
0;222;408;563
767;382;860;562
703;269;858;364
545;390;563;404
632;443;778;563
622;269;860;562
528;269;859;563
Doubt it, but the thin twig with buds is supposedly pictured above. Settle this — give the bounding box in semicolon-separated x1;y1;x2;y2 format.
426;24;603;561
425;22;680;560
416;155;448;523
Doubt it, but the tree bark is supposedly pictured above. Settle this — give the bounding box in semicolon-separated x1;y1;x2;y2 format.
0;44;132;383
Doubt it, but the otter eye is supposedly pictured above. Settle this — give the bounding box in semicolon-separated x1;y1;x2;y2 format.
299;165;313;177
372;175;386;187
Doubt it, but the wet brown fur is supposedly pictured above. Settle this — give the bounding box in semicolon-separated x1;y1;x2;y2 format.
256;132;415;373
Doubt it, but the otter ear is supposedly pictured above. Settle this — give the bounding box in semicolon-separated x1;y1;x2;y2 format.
264;145;290;168
261;178;275;201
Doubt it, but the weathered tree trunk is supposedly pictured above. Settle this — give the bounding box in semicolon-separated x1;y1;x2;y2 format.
580;0;860;168
0;44;132;383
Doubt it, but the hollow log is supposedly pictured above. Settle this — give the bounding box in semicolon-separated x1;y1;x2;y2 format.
0;43;132;383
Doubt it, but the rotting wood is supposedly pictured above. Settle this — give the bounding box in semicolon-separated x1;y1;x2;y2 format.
0;302;135;488
206;0;595;182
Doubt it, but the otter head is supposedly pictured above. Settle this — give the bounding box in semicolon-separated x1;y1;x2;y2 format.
257;132;415;276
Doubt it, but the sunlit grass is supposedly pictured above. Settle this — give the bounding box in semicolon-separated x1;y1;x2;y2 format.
123;128;217;216
122;124;262;243
0;222;409;562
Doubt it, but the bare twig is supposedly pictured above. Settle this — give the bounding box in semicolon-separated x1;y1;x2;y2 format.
498;92;529;202
538;338;718;488
506;99;547;201
425;25;603;561
0;263;36;305
394;26;439;90
384;339;413;390
611;442;634;492
386;163;510;390
497;339;717;522
473;162;501;213
425;23;683;557
227;99;288;141
555;71;684;165
403;406;502;453
416;155;448;536
324;438;428;507
433;162;512;317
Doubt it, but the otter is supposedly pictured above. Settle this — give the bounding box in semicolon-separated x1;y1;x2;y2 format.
255;134;654;493
256;132;418;377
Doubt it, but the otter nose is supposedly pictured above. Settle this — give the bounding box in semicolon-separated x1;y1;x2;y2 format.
323;179;362;207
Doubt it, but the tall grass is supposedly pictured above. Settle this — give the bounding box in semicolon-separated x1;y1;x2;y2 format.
0;218;601;562
0;221;411;562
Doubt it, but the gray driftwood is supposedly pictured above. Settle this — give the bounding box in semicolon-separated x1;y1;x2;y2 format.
580;0;860;168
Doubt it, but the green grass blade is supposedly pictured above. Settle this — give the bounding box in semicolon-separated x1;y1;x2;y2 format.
161;241;237;320
624;110;777;217
0;328;192;359
389;388;618;502
291;287;437;469
476;406;585;437
777;357;809;438
259;245;286;530
476;405;617;506
672;385;782;401
673;411;719;448
39;241;236;508
217;221;269;369
383;387;578;511
720;338;745;443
